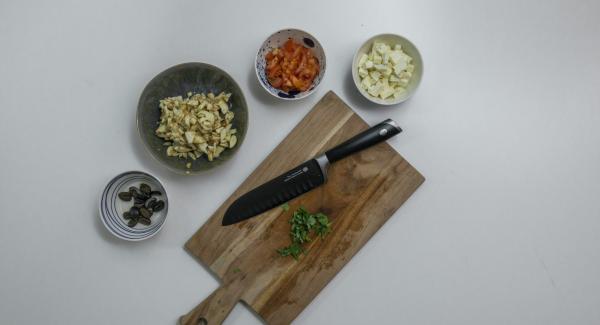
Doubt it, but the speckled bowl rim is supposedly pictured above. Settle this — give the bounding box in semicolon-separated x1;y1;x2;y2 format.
255;28;326;101
136;62;248;175
352;33;424;106
98;170;169;241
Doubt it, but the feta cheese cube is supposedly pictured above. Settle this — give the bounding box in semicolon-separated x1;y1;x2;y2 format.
374;42;387;54
403;71;412;79
374;64;388;72
358;53;368;66
389;51;403;65
393;87;406;99
367;82;384;97
358;67;369;78
360;76;373;89
379;86;395;99
373;54;382;64
393;62;407;75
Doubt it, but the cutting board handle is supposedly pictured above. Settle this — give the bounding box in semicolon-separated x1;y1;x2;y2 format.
179;281;242;325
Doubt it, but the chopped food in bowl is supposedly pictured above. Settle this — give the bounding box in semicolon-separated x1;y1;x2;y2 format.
137;62;248;175
265;39;320;93
357;42;414;100
256;28;326;100
155;91;238;163
352;34;423;105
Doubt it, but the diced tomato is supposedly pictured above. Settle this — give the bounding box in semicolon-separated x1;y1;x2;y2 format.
264;38;320;93
283;39;295;52
267;58;279;71
269;77;283;88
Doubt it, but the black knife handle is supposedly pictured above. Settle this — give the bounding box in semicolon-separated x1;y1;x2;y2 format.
325;119;402;163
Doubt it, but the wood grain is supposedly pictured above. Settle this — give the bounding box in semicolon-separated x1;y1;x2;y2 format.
182;91;424;325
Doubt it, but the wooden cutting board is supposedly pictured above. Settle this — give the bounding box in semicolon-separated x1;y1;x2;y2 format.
181;91;424;325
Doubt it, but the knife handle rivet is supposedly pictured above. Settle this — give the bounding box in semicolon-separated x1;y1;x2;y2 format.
379;129;388;136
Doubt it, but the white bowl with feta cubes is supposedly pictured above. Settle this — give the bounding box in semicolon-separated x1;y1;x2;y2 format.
352;34;423;105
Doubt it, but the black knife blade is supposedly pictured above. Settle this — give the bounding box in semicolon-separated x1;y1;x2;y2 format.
222;158;327;226
221;119;402;226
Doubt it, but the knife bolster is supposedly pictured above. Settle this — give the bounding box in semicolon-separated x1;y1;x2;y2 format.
315;154;330;182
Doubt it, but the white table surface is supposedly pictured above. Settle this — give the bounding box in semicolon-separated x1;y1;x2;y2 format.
2;0;600;324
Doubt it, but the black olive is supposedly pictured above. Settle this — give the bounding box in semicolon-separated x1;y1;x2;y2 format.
138;217;151;226
140;207;153;219
127;219;138;227
140;183;152;196
133;191;150;201
150;190;162;196
153;201;165;212
118;192;132;201
145;198;157;209
129;207;140;218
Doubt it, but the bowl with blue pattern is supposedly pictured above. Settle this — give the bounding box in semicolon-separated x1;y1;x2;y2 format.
255;28;326;100
99;171;168;241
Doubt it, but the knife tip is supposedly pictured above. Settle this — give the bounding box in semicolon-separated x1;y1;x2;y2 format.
221;208;236;226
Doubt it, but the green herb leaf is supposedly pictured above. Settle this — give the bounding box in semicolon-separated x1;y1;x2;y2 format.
276;207;332;260
277;242;304;260
281;203;289;211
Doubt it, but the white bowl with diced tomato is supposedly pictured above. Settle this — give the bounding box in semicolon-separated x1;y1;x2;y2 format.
255;29;326;100
352;33;423;105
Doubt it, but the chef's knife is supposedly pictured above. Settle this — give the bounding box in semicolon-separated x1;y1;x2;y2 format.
222;119;402;226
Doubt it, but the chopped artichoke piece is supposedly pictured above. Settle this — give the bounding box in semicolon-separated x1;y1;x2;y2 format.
229;135;237;148
184;131;195;144
218;101;229;114
155;91;238;162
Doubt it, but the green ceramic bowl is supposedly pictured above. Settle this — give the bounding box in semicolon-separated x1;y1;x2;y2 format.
137;62;248;175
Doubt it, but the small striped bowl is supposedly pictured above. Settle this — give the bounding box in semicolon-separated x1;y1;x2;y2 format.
99;171;169;241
